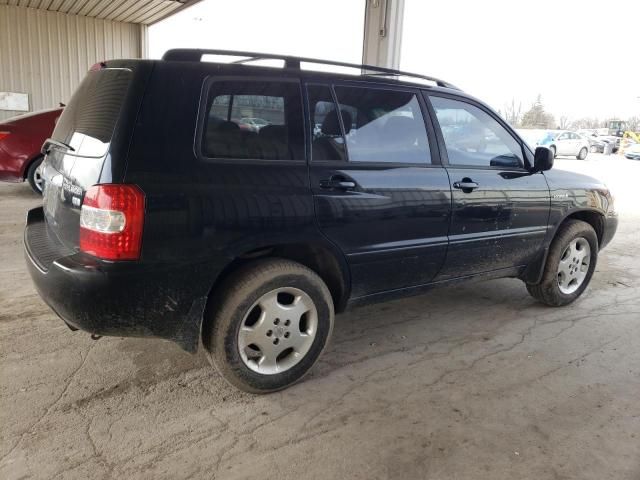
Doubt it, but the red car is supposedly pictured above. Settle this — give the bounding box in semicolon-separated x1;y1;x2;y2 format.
0;107;63;194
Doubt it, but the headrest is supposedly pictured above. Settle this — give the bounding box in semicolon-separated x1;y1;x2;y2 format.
259;124;287;140
321;109;352;136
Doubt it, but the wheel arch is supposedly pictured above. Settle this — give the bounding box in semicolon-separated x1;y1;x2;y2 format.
522;208;605;285
22;154;44;180
200;241;351;347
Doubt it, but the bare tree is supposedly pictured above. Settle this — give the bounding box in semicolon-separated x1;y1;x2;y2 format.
559;116;570;129
570;117;601;130
521;95;555;129
627;116;640;131
502;98;523;127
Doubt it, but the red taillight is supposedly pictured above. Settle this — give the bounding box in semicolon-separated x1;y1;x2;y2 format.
0;131;10;142
79;184;145;261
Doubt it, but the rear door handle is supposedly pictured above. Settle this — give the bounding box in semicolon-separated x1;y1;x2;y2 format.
320;177;356;190
453;179;479;191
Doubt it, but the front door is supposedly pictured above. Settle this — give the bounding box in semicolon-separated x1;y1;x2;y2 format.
556;132;572;156
307;82;451;297
425;93;550;280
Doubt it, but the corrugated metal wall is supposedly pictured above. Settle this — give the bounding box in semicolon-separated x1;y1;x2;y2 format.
0;4;143;121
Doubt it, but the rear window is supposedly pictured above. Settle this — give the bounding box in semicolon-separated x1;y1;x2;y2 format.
201;81;304;161
51;68;132;159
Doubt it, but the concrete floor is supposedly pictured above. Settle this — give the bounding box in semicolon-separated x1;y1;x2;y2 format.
1;155;638;480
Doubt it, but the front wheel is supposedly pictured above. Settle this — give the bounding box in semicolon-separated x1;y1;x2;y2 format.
526;219;598;306
203;258;334;393
577;147;588;160
26;156;45;195
549;145;557;158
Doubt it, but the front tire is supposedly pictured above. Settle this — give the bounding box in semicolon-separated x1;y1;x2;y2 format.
526;220;598;306
203;258;334;393
577;147;588;160
26;156;44;195
549;145;557;158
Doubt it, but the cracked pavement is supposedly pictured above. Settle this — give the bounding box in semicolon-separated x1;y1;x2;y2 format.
1;155;639;479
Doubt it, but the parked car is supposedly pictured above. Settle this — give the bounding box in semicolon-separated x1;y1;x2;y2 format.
24;51;618;393
538;130;590;159
0;107;63;194
576;130;618;154
624;143;640;160
239;117;270;132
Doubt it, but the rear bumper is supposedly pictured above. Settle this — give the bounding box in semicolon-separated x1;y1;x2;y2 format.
24;207;213;352
0;166;24;182
0;148;27;182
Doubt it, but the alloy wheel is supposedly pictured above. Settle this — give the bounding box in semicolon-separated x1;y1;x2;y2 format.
238;287;318;375
33;163;44;193
557;237;591;294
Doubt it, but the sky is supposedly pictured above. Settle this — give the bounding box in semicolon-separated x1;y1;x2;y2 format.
149;0;640;122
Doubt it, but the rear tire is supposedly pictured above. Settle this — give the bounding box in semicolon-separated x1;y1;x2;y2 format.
203;258;334;393
26;156;44;195
526;220;598;306
577;147;588;160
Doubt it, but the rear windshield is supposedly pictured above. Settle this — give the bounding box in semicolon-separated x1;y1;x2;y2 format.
51;68;132;158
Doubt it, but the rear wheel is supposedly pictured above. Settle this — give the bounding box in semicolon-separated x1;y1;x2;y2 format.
577;147;588;160
526;220;598;306
203;258;334;393
26;156;44;195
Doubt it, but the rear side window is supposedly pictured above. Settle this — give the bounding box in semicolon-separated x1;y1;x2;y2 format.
429;96;524;168
51;68;132;158
202;81;304;161
334;86;431;164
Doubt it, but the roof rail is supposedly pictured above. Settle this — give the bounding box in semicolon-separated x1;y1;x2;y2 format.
161;48;460;90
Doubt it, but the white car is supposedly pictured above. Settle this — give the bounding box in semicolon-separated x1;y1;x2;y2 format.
624;143;640;161
539;131;590;160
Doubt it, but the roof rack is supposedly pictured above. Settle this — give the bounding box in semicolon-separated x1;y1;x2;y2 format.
161;48;460;90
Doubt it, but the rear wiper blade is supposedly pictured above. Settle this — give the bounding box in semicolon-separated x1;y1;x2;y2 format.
41;138;75;155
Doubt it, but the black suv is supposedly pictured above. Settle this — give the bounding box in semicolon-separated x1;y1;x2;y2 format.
24;49;618;393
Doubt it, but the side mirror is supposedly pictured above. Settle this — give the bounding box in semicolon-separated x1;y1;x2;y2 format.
533;146;554;172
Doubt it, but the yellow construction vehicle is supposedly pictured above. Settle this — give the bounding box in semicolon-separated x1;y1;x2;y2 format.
604;120;640;154
619;130;640;155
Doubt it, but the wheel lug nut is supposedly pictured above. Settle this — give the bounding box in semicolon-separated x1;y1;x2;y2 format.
273;338;279;345
284;319;290;326
274;318;280;325
284;332;290;338
266;330;272;337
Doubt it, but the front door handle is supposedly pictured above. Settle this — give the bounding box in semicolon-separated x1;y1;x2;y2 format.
453;178;479;192
320;177;356;190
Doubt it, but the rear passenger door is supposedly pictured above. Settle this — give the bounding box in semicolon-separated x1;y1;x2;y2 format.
307;82;451;297
425;93;550;280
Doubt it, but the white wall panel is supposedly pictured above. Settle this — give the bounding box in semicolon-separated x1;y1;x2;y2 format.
0;4;143;121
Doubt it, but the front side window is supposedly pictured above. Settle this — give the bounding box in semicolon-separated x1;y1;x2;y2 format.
334;86;431;164
202;81;303;160
430;96;524;168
